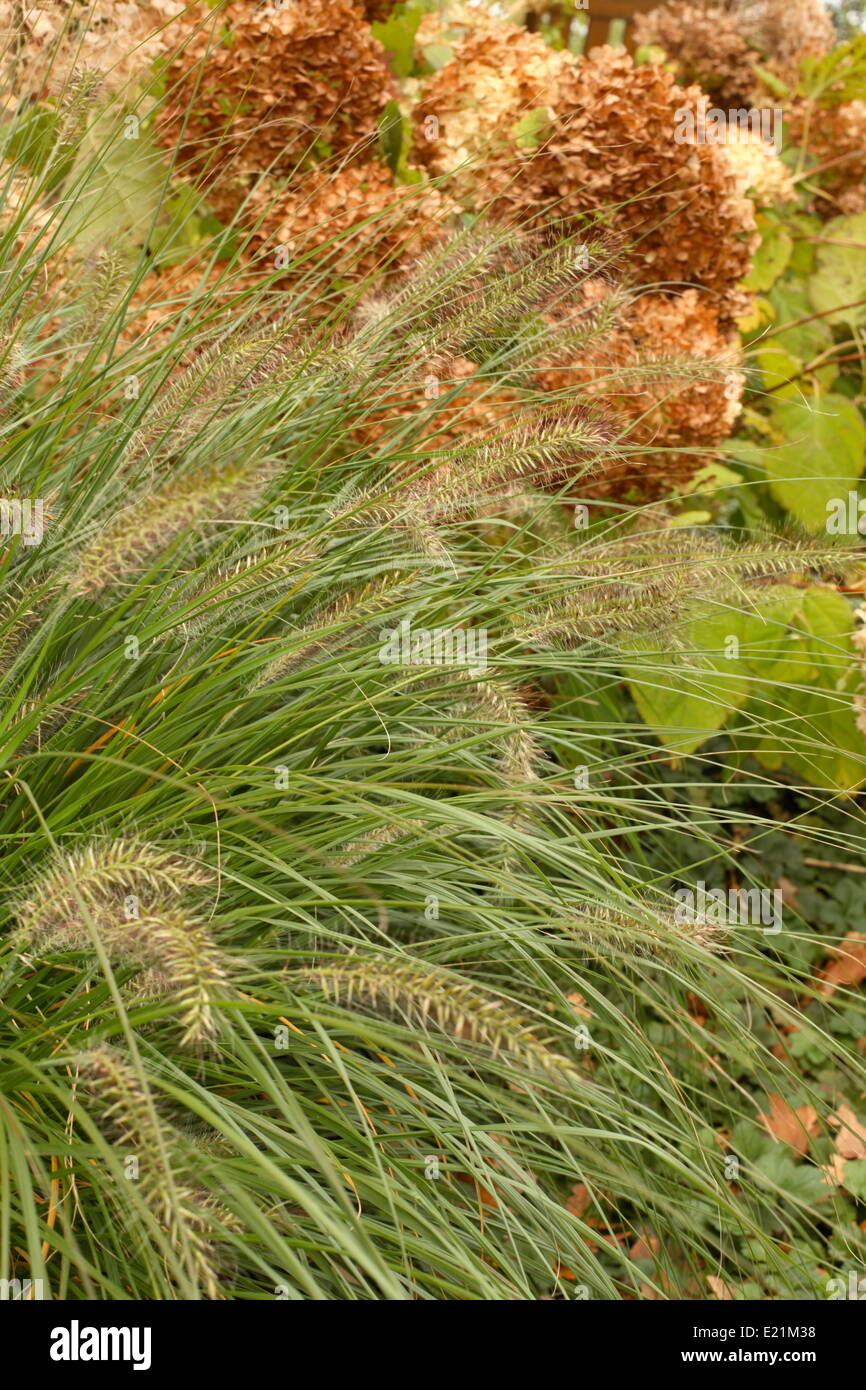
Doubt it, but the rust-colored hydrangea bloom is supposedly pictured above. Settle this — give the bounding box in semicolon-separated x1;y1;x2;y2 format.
0;0;183;98
243;162;450;288
741;0;835;79
535;288;744;499
414;40;756;324
634;0;835;107
351;353;524;459
787;99;866;217
632;2;759;108
158;0;396;191
358;0;397;21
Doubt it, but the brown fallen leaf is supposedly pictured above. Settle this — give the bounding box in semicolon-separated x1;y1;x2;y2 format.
817;932;866;998
629;1231;659;1261
822;1153;848;1188
777;876;799;908
758;1094;820;1154
567;991;592;1019
708;1275;735;1300
830;1104;866;1160
566;1182;591;1217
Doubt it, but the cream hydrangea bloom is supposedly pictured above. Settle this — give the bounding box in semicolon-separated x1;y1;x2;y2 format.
719;126;797;203
415;27;571;177
0;1;184;96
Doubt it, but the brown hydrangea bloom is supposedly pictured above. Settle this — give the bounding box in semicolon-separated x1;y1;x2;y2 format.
350;353;524;459
0;0;183;99
632;2;759;108
157;0;396;193
358;0;396;21
740;0;835;78
414;41;756;324
633;0;834;107
242;162;450;288
534;288;744;499
787;99;866;216
118;259;259;358
413;25;570;176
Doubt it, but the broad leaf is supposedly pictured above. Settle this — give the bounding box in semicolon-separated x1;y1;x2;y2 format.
809;213;866;331
761;395;866;531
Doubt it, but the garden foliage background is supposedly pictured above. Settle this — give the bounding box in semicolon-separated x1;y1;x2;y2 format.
2;0;866;1301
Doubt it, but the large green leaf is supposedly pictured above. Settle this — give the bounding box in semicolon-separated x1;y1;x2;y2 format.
743;216;792;293
64;117;168;252
809;213;866;331
623;606;785;756
372;6;423;78
625;588;866;790
767;276;832;353
761;395;866;531
745;589;866;792
755;278;836;396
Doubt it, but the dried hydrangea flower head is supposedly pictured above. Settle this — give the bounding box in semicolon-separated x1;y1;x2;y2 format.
787;99;866;216
242;162;450;289
738;0;835;77
0;0;184;97
535;289;744;499
414;40;757;325
158;0;396;195
634;0;835;106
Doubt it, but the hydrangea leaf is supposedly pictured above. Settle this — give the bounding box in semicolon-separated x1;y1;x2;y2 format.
762;395;866;531
809;213;866;330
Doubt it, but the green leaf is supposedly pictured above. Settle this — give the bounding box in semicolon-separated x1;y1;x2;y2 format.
378;99;404;174
756;344;802;396
761;395;866;531
625;584;866;790
809;213;866;331
754;278;836;395
730;1120;772;1163
839;1160;866;1200
785;212;821;275
420;42;454;71
623;609;763;756
683;462;744;494
634;45;667;67
799;35;866;106
743;217;792;292
746;589;866;792
64;118;168;252
372;7;423;78
766;278;832;363
512;107;554;152
753;1150;827;1205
